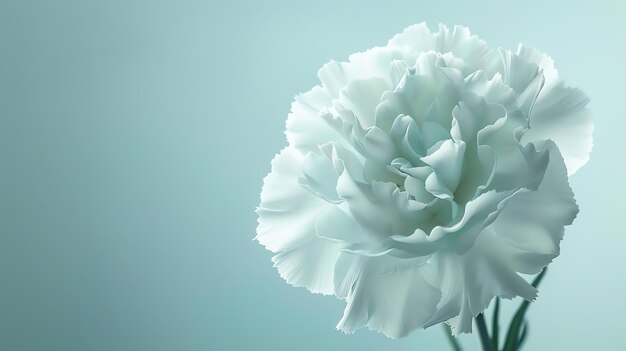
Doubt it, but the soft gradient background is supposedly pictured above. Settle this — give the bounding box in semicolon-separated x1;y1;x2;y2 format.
1;1;624;350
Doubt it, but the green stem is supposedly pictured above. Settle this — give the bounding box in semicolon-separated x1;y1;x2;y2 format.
442;324;462;351
475;313;494;351
491;298;500;350
503;268;547;351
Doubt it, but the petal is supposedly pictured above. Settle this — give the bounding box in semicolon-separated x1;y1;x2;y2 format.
521;82;593;175
434;141;578;334
421;121;450;150
404;173;435;204
336;165;415;237
431;189;518;250
478;117;550;192
387;228;443;257
464;71;517;108
375;52;460;132
493;46;592;175
285;85;338;150
497;48;542;94
320;108;369;158
450;93;507;143
375;73;433;131
433;24;499;74
516;44;558;86
318;46;410;97
257;148;343;294
388;114;425;163
387;22;434;52
363;126;396;163
431;247;538;334
421;139;466;194
388;24;500;75
271;237;341;295
299;150;342;204
315;206;366;244
488;140;578;274
424;252;464;330
318;60;349;98
256;148;329;252
319;141;365;183
335;256;441;338
338;77;391;128
371;181;429;215
424;171;453;199
384;189;515;259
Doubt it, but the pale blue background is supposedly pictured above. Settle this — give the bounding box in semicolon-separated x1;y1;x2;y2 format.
1;0;624;350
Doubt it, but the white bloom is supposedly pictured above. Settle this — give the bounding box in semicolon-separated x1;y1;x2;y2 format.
255;23;592;338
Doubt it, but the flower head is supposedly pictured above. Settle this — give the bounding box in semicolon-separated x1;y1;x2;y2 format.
255;23;592;338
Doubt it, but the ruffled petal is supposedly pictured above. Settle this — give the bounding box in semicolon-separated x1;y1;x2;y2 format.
478;117;549;192
498;48;543;95
421;139;466;194
271;237;341;295
387;22;434;52
338;78;391;128
299;149;342;204
375;52;460;132
521;82;593;175
315;206;366;244
336;163;415;237
492;45;592;175
515;44;558;86
285;86;338;150
388;24;500;75
488;140;578;274
431;141;578;333
335;255;441;338
429;247;538;335
257;148;326;252
256;148;342;294
318;46;410;97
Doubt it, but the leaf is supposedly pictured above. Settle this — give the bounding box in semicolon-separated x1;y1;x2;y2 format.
476;313;494;351
517;322;528;349
492;298;500;350
443;324;463;351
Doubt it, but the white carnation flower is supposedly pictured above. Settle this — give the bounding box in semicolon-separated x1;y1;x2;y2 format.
255;23;592;338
